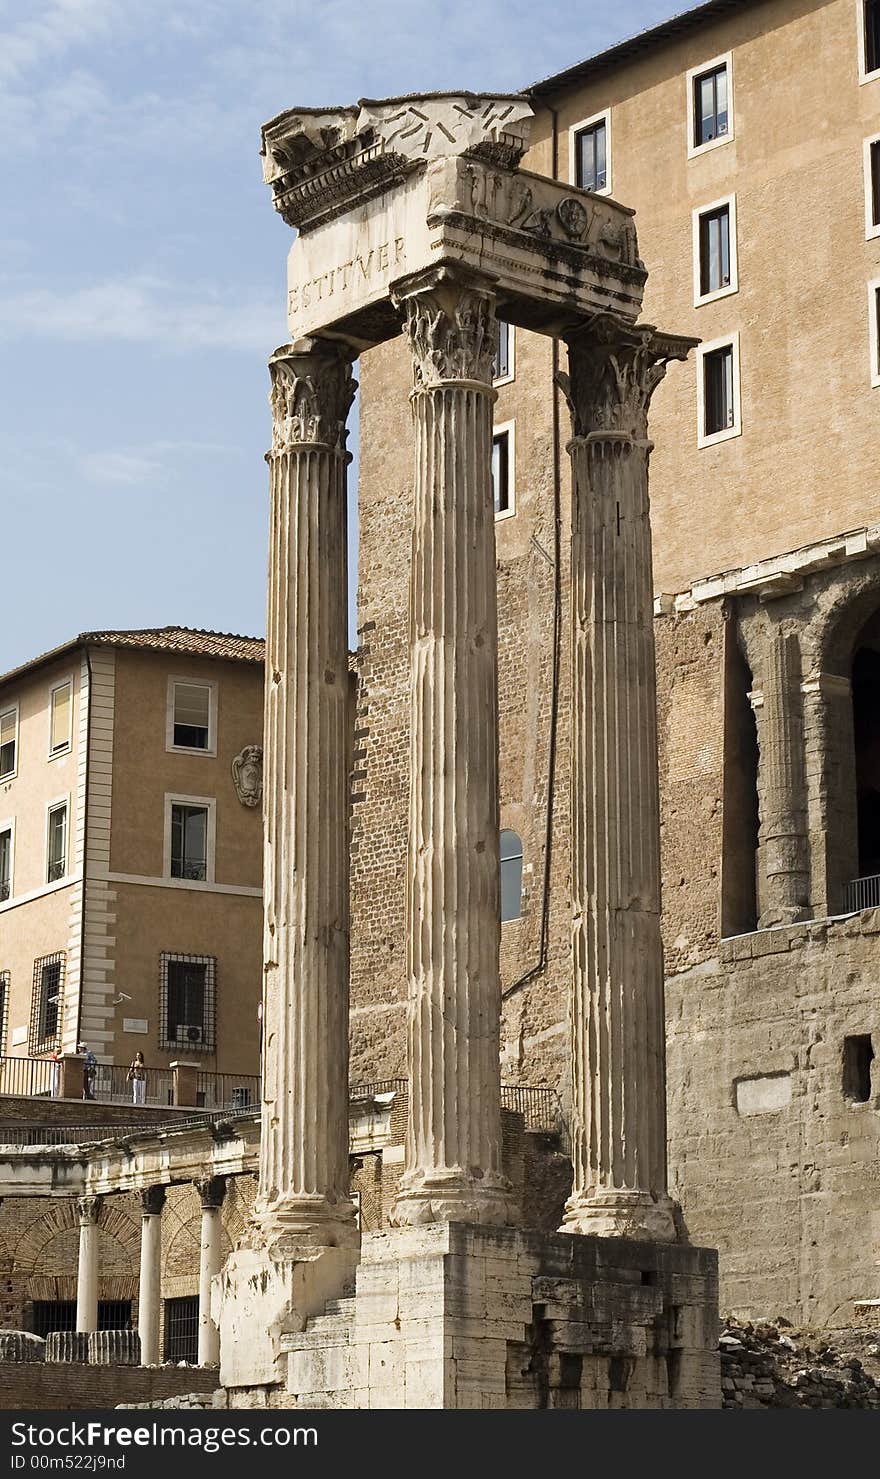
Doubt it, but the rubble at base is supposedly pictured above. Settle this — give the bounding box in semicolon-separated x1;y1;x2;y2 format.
720;1317;880;1409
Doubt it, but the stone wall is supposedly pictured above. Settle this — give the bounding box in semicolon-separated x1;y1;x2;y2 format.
0;1362;218;1411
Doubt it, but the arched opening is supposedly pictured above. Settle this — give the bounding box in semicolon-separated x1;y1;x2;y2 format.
721;626;759;935
500;830;523;923
851;608;880;899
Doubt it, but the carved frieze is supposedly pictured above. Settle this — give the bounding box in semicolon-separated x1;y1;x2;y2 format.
460;162;641;266
557;320;696;442
396;276;497;388
268;342;357;454
232;746;263;808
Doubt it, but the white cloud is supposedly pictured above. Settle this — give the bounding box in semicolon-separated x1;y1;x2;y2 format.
0;274;284;352
79;448;163;486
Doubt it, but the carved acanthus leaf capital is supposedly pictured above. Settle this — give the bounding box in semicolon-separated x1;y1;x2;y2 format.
76;1195;102;1227
195;1175;227;1211
395;274;498;390
268;340;357;454
558;319;696;442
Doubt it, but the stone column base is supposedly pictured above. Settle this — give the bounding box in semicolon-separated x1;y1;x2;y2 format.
212;1238;359;1393
560;1190;678;1243
273;1222;720;1410
391;1168;517;1228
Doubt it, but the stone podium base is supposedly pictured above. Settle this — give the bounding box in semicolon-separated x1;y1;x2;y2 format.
275;1223;720;1409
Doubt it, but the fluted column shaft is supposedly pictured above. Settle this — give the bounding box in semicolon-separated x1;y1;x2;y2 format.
559;321;693;1241
758;628;810;926
254;339;358;1248
137;1186;165;1366
75;1195;101;1333
392;267;515;1227
196;1178;225;1366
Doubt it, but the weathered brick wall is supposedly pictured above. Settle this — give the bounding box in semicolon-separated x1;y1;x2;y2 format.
0;1362;218;1410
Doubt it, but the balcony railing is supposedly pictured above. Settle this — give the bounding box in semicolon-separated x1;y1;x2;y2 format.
195;1072;261;1111
0;1055;55;1097
844;873;880;913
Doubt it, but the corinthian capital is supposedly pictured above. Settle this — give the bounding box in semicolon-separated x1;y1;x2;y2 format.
268;339;357;454
76;1195;102;1227
558;318;696;442
394;268;498;390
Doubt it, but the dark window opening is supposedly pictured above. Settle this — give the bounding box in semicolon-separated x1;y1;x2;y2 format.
171;803;208;881
852;638;880;879
0;708;15;779
843;1034;874;1102
164;1296;199;1363
160;953;215;1051
47;803;67;883
500;829;523;923
494;320;511;381
703;344;735;436
29;953;64;1054
0;828;10;902
30;1300;131;1338
721;635;759;936
173;683;210;750
870;141;880;228
694;64;728;147
866;0;880;74
575;119;607;192
699;205;731;295
492;431;511;516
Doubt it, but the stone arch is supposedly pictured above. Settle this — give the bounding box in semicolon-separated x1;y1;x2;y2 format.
807;557;880;677
12;1198;139;1277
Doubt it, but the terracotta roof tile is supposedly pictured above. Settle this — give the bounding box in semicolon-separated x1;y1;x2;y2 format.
0;627;265;689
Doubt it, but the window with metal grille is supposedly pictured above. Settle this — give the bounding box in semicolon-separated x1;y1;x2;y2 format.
500;830;523;923
160;953;215;1051
170;803;208;881
493;320;511;382
699;204;731;296
703;344;735;436
0;706;16;780
49;680;72;756
29;953;64;1054
31;1301;76;1338
98;1299;132;1330
0;827;11;903
173;682;211;750
47;802;67;883
866;0;880;74
164;1296;199;1363
492;429;511;516
0;971;9;1056
574;119;607;192
693;63;728;147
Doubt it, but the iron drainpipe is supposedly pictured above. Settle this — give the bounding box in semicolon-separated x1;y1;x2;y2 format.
502;101;563;1001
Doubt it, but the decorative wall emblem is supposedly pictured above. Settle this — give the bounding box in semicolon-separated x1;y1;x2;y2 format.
232;746;263;808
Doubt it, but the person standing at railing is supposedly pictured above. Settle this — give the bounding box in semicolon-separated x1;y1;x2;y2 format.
127;1050;146;1106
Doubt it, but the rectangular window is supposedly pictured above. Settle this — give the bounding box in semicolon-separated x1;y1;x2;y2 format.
864;0;880;76
492;428;512;517
170;802;208;880
867;137;880;235
171;681;212;751
699;205;731;296
694;63;728;146
29;952;65;1054
163;1296;199;1363
697;334;741;447
493;320;512;382
159;952;216;1051
870;280;880;387
843;1034;874;1102
46;802;67;883
574;118;608;192
0;826;11;903
0;706;17;780
49;680;72;756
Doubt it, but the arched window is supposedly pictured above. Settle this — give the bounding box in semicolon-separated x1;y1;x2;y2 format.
500;830;523;923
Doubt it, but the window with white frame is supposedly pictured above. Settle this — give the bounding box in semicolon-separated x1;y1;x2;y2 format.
866;136;880;237
697;334;742;447
570;111;610;194
688;54;733;156
48;679;72;758
46;801;68;884
0;705;18;780
500;829;523;923
165;794;216;883
0;823;12;903
159;952;216;1051
167;679;216;754
29;952;65;1054
693;196;738;304
860;0;880;81
492;423;515;519
493;320;514;384
869;279;880;388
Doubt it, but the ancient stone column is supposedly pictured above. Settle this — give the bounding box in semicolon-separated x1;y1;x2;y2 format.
558;320;692;1241
137;1186;165;1366
196;1177;226;1366
391;266;515;1227
253;339;358;1249
757;628;810;926
75;1195;101;1333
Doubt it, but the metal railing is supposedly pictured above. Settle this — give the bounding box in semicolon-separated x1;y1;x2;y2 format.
92;1064;174;1108
349;1077;407;1100
501;1084;565;1139
0;1055;55;1097
844;873;880;913
195;1072;260;1111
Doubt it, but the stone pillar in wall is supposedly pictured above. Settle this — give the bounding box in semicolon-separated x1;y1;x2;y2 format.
196;1177;226;1366
558;319;693;1241
757;627;810;927
253;339;358;1249
390;266;515;1228
137;1186;165;1366
801;670;855;916
75;1195;102;1333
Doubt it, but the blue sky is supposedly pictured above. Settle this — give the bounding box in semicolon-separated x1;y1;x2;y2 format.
0;0;683;673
